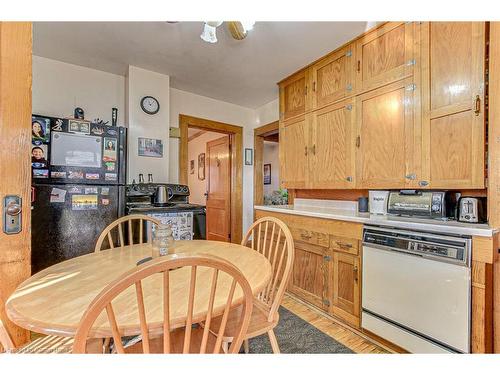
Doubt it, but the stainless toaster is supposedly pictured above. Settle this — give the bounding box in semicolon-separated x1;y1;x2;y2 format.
458;197;487;223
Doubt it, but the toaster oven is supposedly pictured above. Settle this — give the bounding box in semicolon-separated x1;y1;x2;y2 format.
387;190;448;219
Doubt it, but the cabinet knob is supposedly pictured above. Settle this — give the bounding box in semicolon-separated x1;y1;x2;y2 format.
304;146;308;156
419;180;429;187
346;176;353;182
475;95;481;116
353;265;359;283
405;173;416;180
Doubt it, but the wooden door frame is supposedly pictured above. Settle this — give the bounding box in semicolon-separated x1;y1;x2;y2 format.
179;114;243;244
253;121;279;206
0;22;32;349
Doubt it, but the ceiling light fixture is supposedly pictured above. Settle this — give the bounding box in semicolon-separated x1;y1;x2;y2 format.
200;21;223;44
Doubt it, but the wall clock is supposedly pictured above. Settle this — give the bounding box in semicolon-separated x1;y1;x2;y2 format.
140;96;160;115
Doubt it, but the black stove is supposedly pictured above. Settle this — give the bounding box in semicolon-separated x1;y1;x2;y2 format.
125;183;206;239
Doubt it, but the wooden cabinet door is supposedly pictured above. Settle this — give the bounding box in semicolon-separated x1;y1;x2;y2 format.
421;22;485;189
355;22;417;93
288;241;330;311
280;114;310;189
355;77;419;188
309;99;355;188
311;45;356;109
331;252;360;327
279;69;311;121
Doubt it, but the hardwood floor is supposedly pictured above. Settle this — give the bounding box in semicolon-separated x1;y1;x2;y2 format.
282;294;389;353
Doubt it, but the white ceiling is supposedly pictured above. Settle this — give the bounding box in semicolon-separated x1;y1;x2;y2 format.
33;22;373;108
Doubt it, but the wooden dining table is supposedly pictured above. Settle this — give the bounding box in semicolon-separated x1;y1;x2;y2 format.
5;240;272;338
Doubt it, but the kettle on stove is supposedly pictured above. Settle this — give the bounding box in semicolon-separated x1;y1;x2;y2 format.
153;185;170;206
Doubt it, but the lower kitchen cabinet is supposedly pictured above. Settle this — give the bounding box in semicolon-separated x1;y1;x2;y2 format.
331;252;361;327
288;240;330;311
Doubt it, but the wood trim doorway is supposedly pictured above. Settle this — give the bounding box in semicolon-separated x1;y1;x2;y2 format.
179;114;243;244
254;121;279;206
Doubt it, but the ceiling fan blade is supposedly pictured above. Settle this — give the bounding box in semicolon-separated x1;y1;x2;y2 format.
227;21;247;40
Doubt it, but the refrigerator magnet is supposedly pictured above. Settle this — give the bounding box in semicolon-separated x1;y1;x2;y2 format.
85;187;98;195
68;171;84;179
85;173;100;180
49;188;66;203
72;195;98;210
51;171;67;178
105;162;116;171
33;169;49;179
105;173;117;181
103;137;117;162
101;198;110;206
100;187;110;195
68;187;82;194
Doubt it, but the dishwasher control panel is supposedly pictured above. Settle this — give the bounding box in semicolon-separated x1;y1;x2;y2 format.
363;226;470;266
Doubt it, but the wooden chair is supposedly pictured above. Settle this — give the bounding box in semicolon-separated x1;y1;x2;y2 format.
94;214;161;252
208;216;295;353
72;254;254;354
0;317;73;354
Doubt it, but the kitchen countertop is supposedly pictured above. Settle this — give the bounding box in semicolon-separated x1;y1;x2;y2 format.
254;202;497;237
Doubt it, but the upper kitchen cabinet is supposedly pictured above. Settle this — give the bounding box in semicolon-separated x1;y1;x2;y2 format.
355;22;418;93
280;114;309;189
355;77;420;189
279;69;312;121
420;22;486;189
309;99;356;188
311;45;356;109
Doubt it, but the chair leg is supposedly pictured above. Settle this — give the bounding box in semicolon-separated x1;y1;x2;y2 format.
222;341;229;354
243;339;249;354
267;329;280;354
103;337;111;354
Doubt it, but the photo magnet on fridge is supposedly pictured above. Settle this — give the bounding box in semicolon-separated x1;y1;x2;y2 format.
103;137;117;162
32;116;50;144
31;144;48;168
72;195;98;211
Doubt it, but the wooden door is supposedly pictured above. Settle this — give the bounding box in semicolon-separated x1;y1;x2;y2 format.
421;22;486;188
205;136;231;242
0;22;32;350
279;114;309;189
355;22;417;93
311;44;356;109
355;77;418;188
288;241;330;311
279;69;311;121
309;99;355;188
331;252;360;327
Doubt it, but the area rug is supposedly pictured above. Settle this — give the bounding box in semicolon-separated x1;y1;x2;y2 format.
246;307;354;354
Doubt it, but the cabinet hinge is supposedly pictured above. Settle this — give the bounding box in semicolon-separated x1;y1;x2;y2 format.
345;104;353;111
346;50;352;57
406;84;417;91
323;299;331;307
346;83;352;91
406;59;416;66
323;255;332;262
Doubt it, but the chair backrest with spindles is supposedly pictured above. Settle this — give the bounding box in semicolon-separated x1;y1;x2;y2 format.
0;317;15;352
72;254;254;354
242;216;295;322
94;214;161;252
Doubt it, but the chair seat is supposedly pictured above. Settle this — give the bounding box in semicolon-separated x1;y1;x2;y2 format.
208;299;278;341
16;335;74;354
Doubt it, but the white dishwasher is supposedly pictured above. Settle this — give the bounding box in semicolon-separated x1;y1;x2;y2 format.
362;226;471;353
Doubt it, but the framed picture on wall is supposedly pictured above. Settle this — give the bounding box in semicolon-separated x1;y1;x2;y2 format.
190;160;195;174
198;153;205;181
263;164;271;185
138;137;163;158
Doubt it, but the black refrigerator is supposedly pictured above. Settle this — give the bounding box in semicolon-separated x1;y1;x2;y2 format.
31;115;127;274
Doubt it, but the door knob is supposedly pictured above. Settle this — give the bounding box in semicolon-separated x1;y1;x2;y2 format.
6;202;22;216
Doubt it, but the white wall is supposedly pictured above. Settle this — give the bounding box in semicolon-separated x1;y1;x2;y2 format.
126;66;170;183
32;56;280;234
263;141;280;196
169;88;256;231
32;56;125;125
187;131;228;205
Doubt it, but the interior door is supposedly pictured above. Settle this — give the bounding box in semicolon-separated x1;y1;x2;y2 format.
206;136;231;242
279;114;309;189
421;22;486;188
0;22;32;349
355;77;417;188
309;99;355;188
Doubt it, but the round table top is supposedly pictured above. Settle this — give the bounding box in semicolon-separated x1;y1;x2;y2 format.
6;240;272;338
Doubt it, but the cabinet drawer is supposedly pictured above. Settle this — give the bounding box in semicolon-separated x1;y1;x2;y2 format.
330;235;359;255
290;227;330;247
